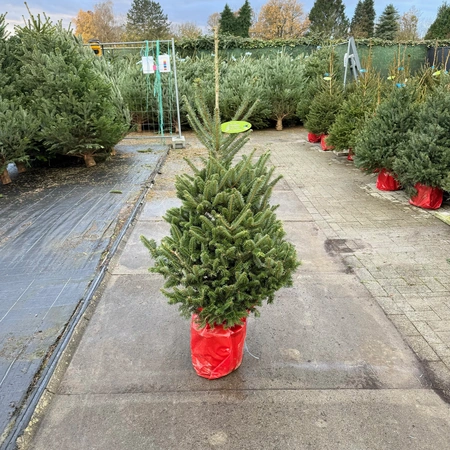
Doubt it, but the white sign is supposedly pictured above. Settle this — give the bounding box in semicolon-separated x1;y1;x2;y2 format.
158;54;171;73
142;56;155;74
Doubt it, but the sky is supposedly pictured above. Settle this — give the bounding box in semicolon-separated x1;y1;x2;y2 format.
1;1;443;36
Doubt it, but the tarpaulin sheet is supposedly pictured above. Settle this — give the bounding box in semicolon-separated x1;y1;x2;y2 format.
0;140;168;438
409;183;443;210
190;315;246;380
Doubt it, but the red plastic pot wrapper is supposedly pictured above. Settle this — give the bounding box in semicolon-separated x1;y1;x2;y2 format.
347;149;354;161
307;132;322;143
320;135;333;151
409;183;443;210
376;168;401;191
190;315;247;380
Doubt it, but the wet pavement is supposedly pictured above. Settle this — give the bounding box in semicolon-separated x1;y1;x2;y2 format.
0;138;168;445
4;128;450;449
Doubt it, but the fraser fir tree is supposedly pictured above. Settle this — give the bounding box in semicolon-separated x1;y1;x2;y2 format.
351;0;375;37
219;4;237;35
141;35;300;328
309;0;349;39
126;0;170;40
305;77;344;135
425;2;450;39
327;71;380;151
354;86;419;174
375;4;399;40
393;84;450;194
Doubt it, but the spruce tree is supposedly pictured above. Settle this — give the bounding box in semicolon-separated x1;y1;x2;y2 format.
126;0;170;40
354;86;419;174
141;52;300;327
375;4;399;40
351;0;375;37
393;84;450;194
425;2;450;39
309;0;349;39
219;4;237;35
237;0;252;38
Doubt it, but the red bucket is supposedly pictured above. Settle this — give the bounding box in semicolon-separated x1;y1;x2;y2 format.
190;315;247;379
307;132;322;143
376;168;401;191
409;183;443;209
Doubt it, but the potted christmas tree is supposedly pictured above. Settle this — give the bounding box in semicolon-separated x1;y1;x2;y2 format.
393;83;450;209
354;85;419;190
141;34;300;379
304;76;344;151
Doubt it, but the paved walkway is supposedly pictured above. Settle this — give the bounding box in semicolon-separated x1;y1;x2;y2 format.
16;128;450;449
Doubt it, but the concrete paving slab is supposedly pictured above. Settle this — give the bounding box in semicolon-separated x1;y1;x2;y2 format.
28;390;450;450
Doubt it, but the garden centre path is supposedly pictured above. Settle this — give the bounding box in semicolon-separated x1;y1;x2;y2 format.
0;139;168;448
20;129;450;450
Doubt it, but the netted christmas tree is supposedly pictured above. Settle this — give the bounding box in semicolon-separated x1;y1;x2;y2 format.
393;83;450;195
353;85;420;174
141;40;300;328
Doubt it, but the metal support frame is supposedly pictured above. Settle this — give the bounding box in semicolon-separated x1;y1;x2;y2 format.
343;37;362;89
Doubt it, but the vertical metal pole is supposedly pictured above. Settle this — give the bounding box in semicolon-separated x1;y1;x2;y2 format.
171;38;182;139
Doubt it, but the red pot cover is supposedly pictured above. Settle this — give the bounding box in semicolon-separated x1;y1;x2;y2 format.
190;315;247;380
347;149;354;161
409;183;443;209
320;134;333;151
307;132;322;143
376;168;401;191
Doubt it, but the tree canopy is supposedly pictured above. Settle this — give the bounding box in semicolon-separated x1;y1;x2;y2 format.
125;0;170;41
374;4;399;40
350;0;375;38
425;2;450;39
308;0;349;39
251;0;309;39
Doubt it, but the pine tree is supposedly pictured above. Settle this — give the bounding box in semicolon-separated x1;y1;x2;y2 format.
425;2;450;39
393;84;450;194
354;86;419;174
351;0;375;37
237;0;252;38
309;0;349;39
375;4;399;40
219;4;237;35
141;57;300;328
126;0;170;40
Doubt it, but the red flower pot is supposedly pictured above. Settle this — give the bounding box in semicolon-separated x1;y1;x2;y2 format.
409;183;443;209
376;168;401;191
307;132;322;143
190;314;247;379
347;149;354;161
320;134;333;151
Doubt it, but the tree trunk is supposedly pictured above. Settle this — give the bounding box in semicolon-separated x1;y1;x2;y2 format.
276;117;283;131
83;154;96;167
1;168;11;184
16;162;27;173
110;148;117;156
137;122;143;133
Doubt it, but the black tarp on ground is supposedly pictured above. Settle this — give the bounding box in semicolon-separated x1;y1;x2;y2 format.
0;140;169;441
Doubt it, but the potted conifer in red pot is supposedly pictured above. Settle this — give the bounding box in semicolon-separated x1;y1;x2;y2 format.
393;84;450;209
354;86;419;190
141;36;300;379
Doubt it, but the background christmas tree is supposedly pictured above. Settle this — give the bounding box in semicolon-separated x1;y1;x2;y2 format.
125;0;170;40
350;0;376;38
375;4;399;40
309;0;349;38
219;4;238;35
425;2;450;39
